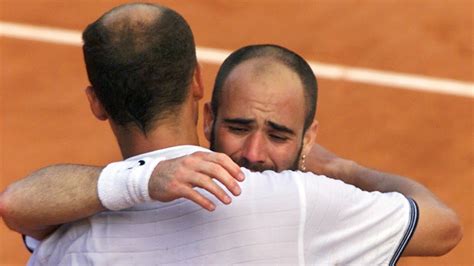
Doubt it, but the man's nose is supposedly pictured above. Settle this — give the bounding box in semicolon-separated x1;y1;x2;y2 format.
242;132;266;163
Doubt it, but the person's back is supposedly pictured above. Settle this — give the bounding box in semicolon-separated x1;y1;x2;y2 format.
30;147;416;265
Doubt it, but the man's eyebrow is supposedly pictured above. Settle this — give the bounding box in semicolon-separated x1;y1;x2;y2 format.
223;118;254;125
267;121;296;135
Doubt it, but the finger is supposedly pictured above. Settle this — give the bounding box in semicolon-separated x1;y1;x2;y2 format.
194;152;245;182
212;152;245;181
191;174;232;205
198;163;241;197
180;186;216;212
186;153;242;196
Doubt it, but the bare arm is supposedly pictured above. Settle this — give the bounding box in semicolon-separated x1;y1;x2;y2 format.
305;144;462;256
0;164;104;240
0;152;244;241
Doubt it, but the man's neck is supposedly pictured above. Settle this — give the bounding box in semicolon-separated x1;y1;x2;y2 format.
111;118;200;159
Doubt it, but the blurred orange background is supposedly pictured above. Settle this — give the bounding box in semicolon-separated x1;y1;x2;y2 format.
1;1;472;264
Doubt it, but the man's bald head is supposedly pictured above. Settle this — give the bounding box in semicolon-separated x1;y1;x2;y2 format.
102;3;161;25
83;3;197;132
99;3;164;57
211;44;318;133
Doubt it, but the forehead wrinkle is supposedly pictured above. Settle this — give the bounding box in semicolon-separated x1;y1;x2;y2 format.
222;77;274;115
266;120;295;135
224;73;289;114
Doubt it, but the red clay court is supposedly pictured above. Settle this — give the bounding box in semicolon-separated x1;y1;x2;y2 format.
1;1;472;265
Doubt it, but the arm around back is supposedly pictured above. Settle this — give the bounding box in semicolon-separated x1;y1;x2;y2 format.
305;144;462;256
0;164;105;240
0;152;244;241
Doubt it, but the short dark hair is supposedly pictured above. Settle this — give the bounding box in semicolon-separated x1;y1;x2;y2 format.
211;44;318;131
82;3;197;133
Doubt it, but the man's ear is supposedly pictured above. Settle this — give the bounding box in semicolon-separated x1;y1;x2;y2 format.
191;63;204;100
203;102;214;142
85;86;108;121
301;120;319;156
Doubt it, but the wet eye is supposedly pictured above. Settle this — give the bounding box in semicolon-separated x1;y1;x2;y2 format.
228;126;249;134
269;134;289;142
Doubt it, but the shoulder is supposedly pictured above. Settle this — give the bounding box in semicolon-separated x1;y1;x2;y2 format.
126;145;211;161
239;168;410;212
239;168;346;196
243;168;358;193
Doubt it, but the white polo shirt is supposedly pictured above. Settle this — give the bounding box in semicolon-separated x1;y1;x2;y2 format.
27;145;417;265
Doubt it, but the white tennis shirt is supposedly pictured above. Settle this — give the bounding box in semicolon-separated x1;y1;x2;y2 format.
28;145;418;265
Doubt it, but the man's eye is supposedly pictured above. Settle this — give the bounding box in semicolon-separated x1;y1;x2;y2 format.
270;134;288;142
228;126;248;134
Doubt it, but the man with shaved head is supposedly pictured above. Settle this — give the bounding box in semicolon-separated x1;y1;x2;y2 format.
205;44;318;172
0;3;461;265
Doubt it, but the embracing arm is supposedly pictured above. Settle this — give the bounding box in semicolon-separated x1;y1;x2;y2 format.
0;164;104;240
0;152;243;241
305;144;462;256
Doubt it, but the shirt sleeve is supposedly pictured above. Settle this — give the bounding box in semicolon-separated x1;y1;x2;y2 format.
389;197;418;265
300;173;419;265
22;234;40;253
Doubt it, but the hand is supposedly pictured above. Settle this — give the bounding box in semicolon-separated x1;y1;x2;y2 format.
306;144;354;180
148;151;245;211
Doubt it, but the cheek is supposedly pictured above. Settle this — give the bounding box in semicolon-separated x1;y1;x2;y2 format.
269;143;301;170
215;128;242;154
